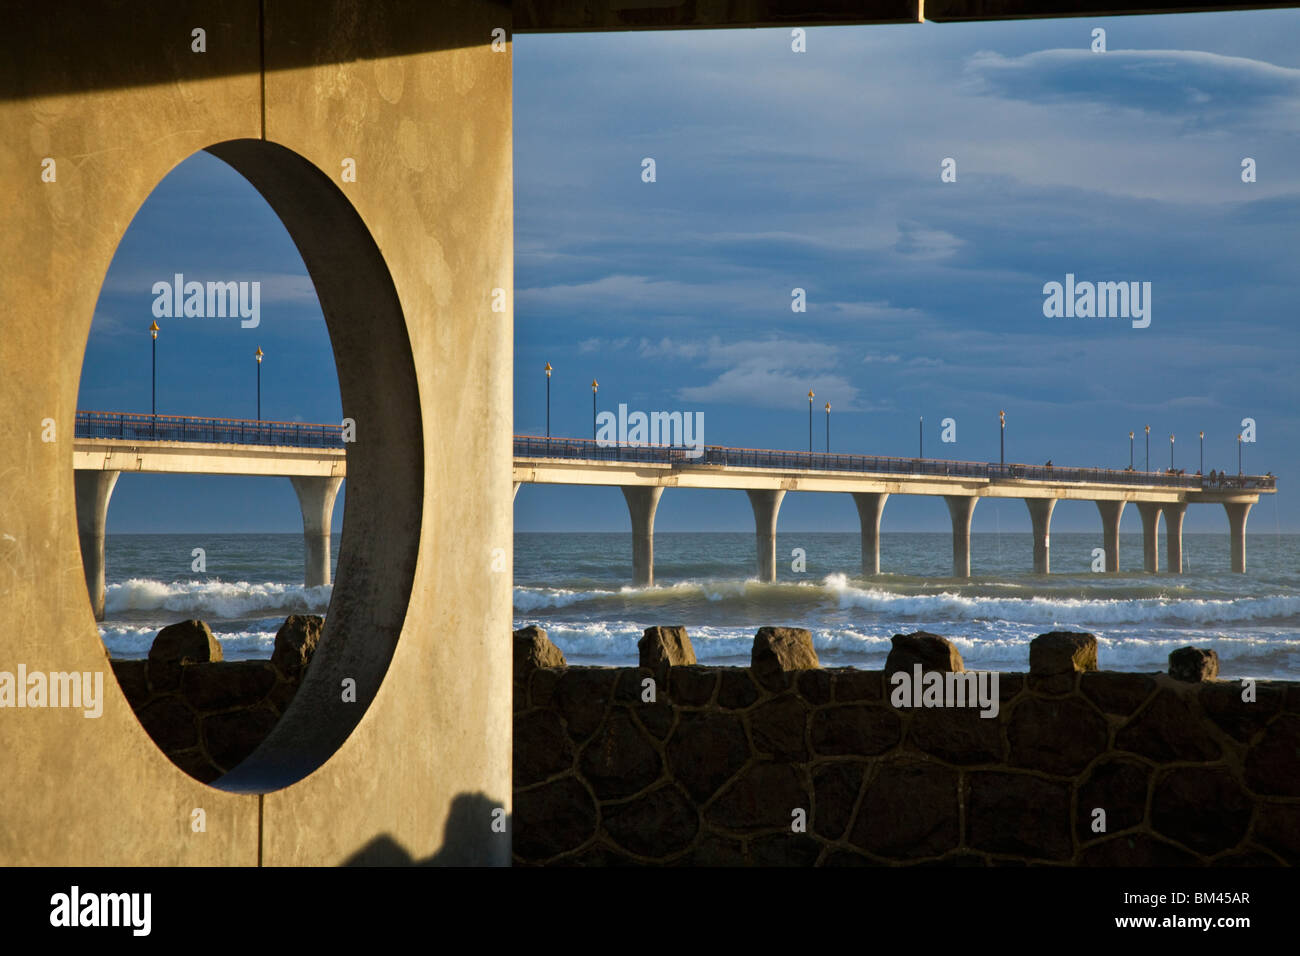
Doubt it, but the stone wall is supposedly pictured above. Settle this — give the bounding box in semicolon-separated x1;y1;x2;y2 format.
112;617;1299;865
110;616;321;784
512;625;1300;866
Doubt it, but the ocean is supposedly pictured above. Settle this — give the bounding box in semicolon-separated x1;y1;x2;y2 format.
100;531;1300;680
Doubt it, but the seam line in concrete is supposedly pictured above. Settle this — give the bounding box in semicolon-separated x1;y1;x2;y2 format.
259;0;266;139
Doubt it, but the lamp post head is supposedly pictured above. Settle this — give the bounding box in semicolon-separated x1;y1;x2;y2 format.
545;362;552;377
1145;424;1150;435
999;409;1005;428
591;379;598;392
825;402;831;412
1170;434;1174;443
808;389;814;402
255;347;263;364
1129;431;1134;440
150;320;159;340
1199;431;1204;440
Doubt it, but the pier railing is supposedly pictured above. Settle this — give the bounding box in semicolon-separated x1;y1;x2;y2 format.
72;414;1275;490
75;411;346;449
514;435;1276;491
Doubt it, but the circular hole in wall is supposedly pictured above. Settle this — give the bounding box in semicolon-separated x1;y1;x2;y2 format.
74;139;422;792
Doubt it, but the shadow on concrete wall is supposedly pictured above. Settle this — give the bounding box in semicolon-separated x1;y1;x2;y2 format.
1;1;501;101
342;792;511;866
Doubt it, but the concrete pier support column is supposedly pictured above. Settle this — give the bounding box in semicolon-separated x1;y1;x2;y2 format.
74;470;120;621
1224;501;1253;573
1095;500;1125;573
943;495;978;578
1136;502;1163;573
289;476;344;589
621;486;664;587
1164;502;1187;574
1025;498;1056;574
851;492;889;576
746;489;787;583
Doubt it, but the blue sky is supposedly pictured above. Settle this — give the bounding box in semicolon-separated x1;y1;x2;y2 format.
81;10;1300;535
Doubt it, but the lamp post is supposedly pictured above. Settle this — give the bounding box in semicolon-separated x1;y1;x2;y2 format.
1144;424;1150;472
999;409;1005;466
1169;433;1174;471
1129;431;1134;470
255;347;263;422
150;320;159;437
825;401;831;453
1199;431;1204;475
1238;433;1243;475
591;379;598;441
545;362;552;439
807;389;814;453
919;416;924;459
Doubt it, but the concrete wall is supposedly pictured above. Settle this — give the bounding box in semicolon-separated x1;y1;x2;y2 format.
0;1;512;865
6;0;1297;869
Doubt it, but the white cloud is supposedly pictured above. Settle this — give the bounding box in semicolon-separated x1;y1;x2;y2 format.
519;274;736;313
893;223;965;261
679;368;871;411
636;335;886;410
637;336;707;360
828;300;928;323
579;336;631;354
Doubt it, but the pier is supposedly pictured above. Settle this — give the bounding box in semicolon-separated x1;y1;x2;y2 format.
72;412;1274;617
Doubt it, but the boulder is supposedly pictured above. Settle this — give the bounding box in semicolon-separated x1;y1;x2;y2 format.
150;619;222;664
271;614;324;679
1030;631;1099;675
638;625;696;673
751;626;820;691
513;625;566;700
148;620;222;691
884;631;963;679
1169;646;1219;682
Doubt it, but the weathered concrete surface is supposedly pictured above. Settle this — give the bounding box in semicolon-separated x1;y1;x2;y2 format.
921;0;1294;21
0;0;511;866
74;438;346;476
290;476;344;588
1025;497;1055;574
1137;502;1163;574
513;454;1266;505
1224;501;1253;573
1164;502;1186;574
0;1;265;867
944;495;977;578
73;469;120;621
513;0;922;31
621;485;664;586
511;0;1294;32
852;491;888;576
1096;499;1125;573
746;489;786;583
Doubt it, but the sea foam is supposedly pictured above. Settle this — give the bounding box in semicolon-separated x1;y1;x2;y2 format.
105;578;331;618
